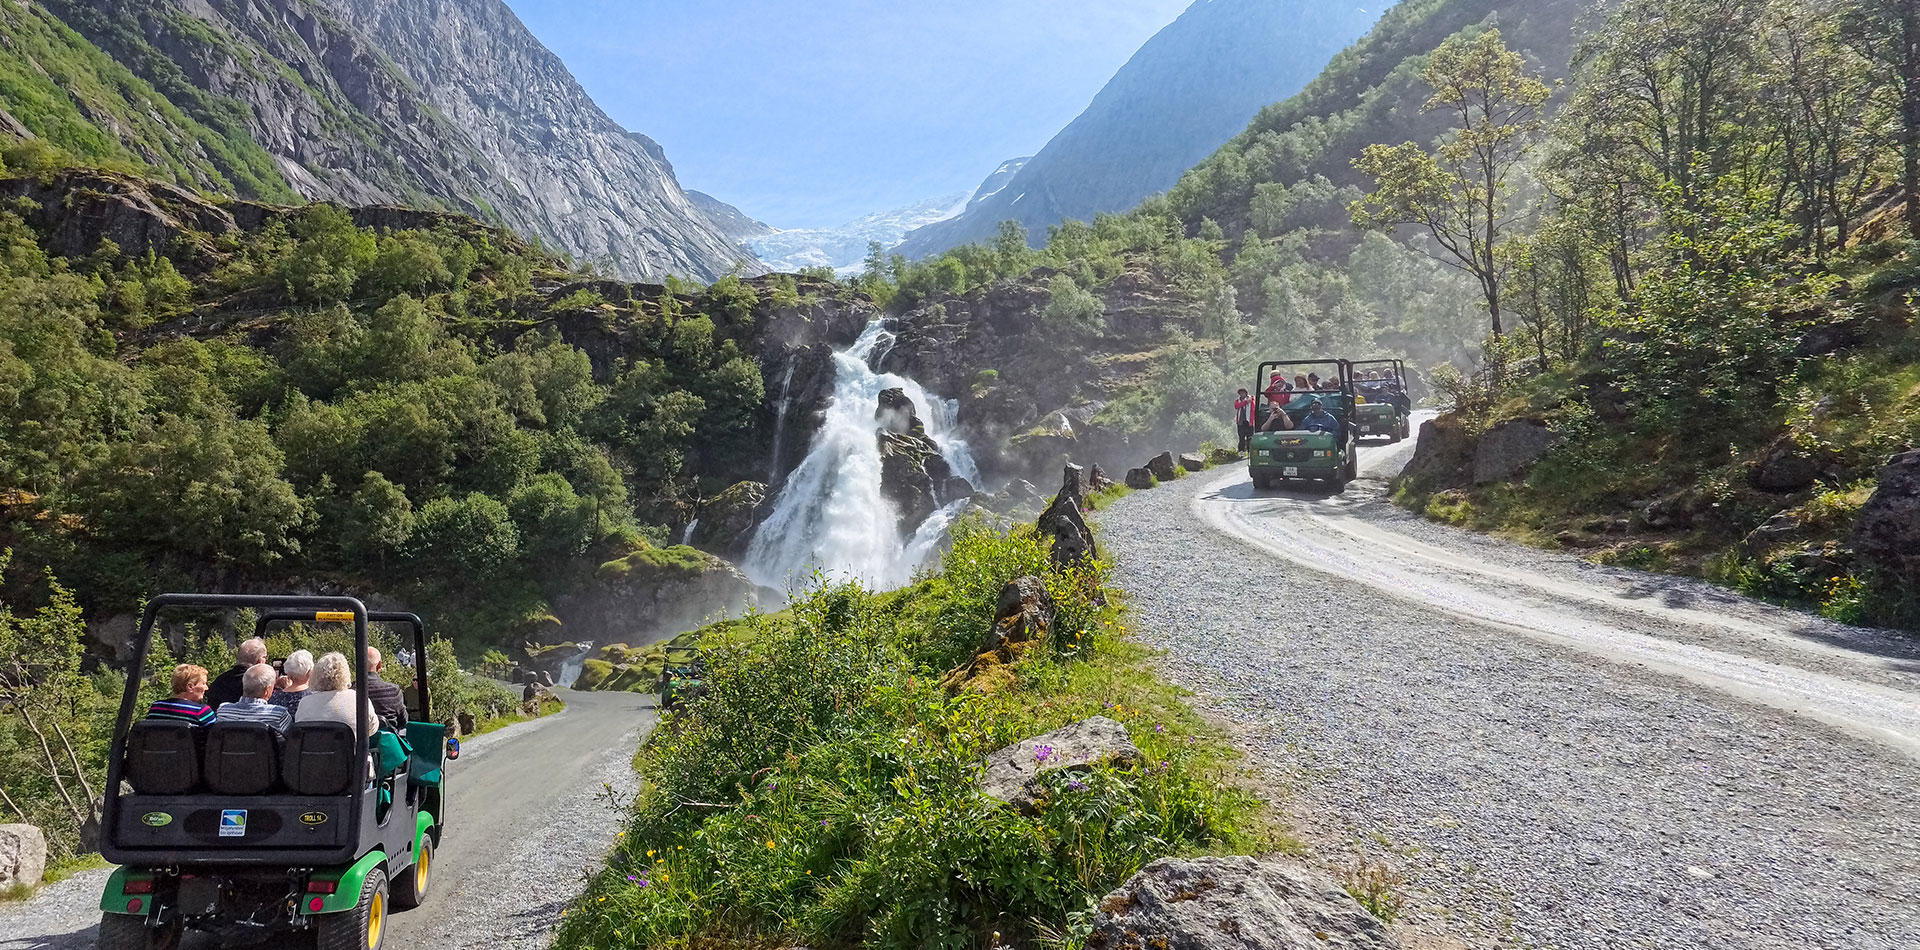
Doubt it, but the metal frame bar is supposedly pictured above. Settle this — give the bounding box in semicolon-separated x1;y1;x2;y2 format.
103;594;370;867
252;610;431;723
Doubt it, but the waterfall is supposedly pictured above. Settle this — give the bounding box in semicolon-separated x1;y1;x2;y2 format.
767;361;799;483
745;320;978;591
557;644;592;688
680;518;699;546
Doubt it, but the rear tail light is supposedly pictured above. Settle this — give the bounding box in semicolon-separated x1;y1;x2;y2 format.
306;880;337;894
127;898;144;914
123;880;155;895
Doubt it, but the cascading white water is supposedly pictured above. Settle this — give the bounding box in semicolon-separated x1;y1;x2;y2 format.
745;321;978;591
767;361;798;482
680;518;699;546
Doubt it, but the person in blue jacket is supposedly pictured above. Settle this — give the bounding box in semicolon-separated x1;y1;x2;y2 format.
1298;400;1340;434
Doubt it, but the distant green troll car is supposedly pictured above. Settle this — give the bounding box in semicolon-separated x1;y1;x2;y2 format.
1247;359;1360;491
1349;357;1411;443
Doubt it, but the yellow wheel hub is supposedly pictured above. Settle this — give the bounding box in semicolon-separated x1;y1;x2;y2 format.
416;849;430;895
367;891;384;948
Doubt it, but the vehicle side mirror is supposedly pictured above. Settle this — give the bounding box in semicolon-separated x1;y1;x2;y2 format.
445;737;460;761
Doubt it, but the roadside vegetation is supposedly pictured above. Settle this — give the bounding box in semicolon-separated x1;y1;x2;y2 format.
553;520;1271;950
1384;0;1920;629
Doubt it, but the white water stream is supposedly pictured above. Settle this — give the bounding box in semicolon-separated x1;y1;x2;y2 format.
745;321;978;592
767;361;798;482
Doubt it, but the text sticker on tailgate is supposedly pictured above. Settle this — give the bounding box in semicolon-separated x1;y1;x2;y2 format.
219;809;247;837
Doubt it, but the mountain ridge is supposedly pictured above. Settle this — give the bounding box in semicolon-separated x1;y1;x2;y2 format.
898;0;1380;258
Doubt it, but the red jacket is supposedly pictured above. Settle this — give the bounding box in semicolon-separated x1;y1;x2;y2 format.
1235;395;1255;425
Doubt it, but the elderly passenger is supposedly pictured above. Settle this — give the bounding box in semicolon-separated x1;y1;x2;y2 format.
294;652;380;737
271;649;314;716
206;638;268;709
216;663;292;734
146;664;216;727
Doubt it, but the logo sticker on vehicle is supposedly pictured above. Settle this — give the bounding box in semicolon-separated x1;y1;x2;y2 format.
300;812;329;826
219;809;248;838
140;812;172;827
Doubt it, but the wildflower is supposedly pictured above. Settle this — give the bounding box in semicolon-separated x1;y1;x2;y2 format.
767;839;776;849
1155;724;1165;733
1067;779;1089;793
647;850;655;858
1034;744;1055;764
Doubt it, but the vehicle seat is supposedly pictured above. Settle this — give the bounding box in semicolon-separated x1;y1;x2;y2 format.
203;722;281;795
282;722;357;796
124;719;200;795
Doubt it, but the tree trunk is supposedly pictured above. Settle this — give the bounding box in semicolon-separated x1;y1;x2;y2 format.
1905;0;1920;238
49;717;98;806
0;785;28;823
21;709;84;828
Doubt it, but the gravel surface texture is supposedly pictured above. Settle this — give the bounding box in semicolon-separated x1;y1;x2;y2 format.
1095;436;1920;950
0;689;651;950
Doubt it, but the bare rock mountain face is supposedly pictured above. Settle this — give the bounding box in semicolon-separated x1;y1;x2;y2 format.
37;0;758;282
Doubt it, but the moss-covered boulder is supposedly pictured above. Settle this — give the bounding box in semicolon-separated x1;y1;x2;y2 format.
551;543;760;649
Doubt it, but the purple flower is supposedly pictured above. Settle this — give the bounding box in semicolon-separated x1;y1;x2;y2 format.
1033;744;1055;764
1067;779;1089;793
1155;724;1165;733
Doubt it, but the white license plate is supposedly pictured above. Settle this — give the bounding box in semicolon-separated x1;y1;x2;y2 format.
1256;450;1270;458
1359;426;1372;432
1283;467;1299;477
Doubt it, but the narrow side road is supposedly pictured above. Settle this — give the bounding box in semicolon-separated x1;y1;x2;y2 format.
1096;433;1920;950
0;688;650;950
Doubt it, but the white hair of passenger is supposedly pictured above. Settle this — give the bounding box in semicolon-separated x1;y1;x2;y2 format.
283;649;314;684
237;637;268;666
242;663;276;699
313;652;353;692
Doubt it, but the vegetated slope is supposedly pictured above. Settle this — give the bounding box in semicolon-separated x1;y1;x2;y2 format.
0;1;295;200
896;0;1381;258
0;168;869;652
29;0;758;282
1166;0;1596;244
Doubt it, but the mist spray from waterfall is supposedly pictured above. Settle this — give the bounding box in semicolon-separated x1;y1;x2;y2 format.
745;321;977;591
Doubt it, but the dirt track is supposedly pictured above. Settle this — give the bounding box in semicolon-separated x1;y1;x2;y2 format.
1096;424;1920;949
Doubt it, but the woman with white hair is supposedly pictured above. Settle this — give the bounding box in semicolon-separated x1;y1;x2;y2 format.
270;649;315;716
293;651;379;737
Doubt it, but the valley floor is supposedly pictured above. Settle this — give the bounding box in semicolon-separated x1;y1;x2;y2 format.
1095;428;1920;949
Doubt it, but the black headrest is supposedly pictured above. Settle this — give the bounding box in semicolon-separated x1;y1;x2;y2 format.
125;719;200;796
282;721;357;796
204;722;280;796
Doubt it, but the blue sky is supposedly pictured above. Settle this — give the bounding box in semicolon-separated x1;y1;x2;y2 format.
503;0;1195;229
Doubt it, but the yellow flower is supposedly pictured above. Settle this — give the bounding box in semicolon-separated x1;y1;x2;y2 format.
766;839;776;849
647;849;655;857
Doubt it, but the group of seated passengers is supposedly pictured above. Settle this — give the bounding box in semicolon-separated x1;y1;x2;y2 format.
1255;375;1342;434
1357;369;1412;412
146;636;409;738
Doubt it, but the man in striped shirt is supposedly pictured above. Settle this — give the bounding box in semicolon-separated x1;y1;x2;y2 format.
145;664;216;727
216;664;292;735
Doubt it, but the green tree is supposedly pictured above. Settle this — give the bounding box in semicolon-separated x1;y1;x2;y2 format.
409;493;520;580
0;557;101;847
340;472;414;569
1042;275;1106;333
1846;0;1920;236
1353;29;1551;337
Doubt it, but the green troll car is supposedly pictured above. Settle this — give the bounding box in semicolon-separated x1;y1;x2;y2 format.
98;596;453;950
1247;359;1360;491
1349;357;1412;443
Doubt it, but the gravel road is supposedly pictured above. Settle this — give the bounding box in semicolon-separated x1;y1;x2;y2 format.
0;688;651;950
1096;426;1920;950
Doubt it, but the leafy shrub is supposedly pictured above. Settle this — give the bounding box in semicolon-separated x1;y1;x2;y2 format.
552;524;1252;950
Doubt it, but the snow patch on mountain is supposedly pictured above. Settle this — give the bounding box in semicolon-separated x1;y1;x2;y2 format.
748;193;969;275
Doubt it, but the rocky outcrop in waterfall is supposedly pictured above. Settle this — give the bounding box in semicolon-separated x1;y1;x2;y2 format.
32;0;760;281
548;546;762;647
881;262;1203;485
877;389;955;533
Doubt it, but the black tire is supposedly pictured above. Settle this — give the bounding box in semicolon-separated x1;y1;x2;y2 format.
392;837;432;910
316;868;388;950
97;914;181;950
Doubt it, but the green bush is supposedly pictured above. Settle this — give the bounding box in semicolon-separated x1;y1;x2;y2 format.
552;523;1253;950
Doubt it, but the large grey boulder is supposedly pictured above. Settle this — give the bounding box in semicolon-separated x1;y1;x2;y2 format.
0;824;47;890
1125;468;1156;490
1086;856;1399;950
979;717;1141;812
1472;419;1555;484
1146;452;1179;481
1852;449;1920;581
1179;452;1208;472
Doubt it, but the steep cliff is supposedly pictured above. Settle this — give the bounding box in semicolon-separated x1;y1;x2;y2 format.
30;0;758;282
897;0;1379;258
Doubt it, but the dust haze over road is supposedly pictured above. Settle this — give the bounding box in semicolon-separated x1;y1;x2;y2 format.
1097;421;1920;949
0;688;651;950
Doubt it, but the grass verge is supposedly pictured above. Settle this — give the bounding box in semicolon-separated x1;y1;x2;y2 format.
551;518;1268;950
